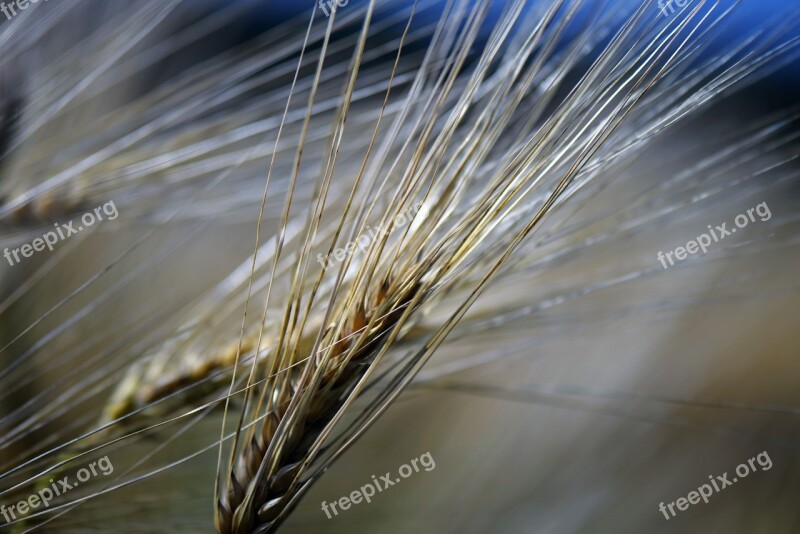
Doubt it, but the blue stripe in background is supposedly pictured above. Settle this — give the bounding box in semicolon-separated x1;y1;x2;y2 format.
212;0;799;109
240;0;799;69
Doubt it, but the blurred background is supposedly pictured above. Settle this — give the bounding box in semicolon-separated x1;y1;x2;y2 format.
1;0;799;532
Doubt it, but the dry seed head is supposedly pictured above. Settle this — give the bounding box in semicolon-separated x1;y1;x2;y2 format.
101;334;268;424
216;277;422;534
